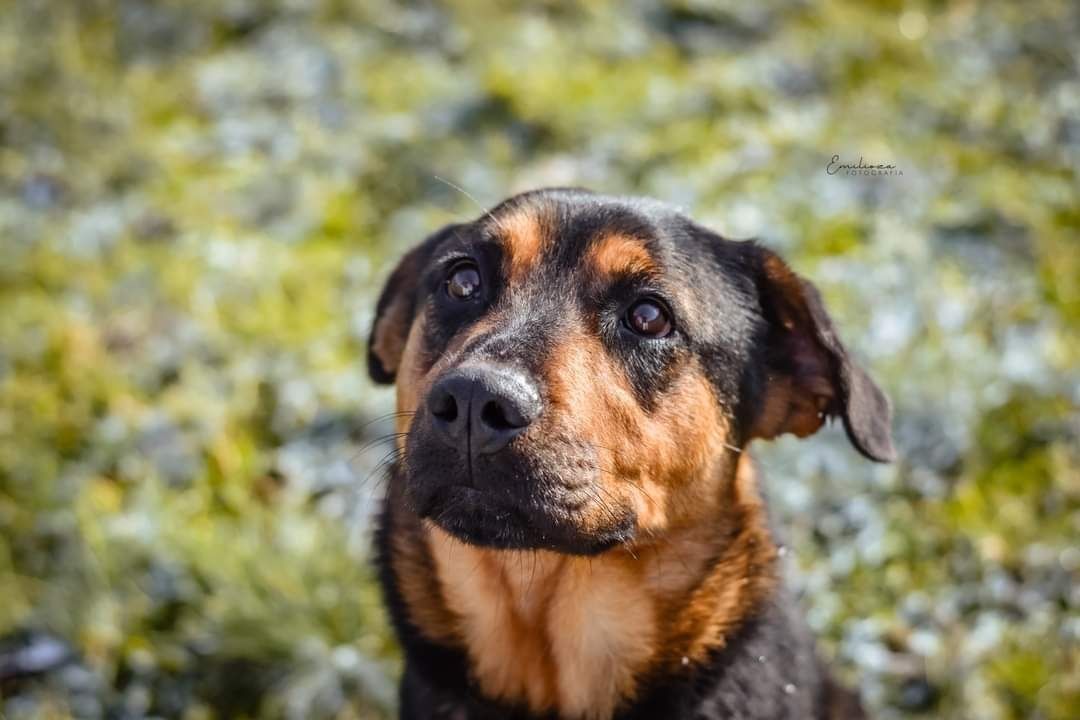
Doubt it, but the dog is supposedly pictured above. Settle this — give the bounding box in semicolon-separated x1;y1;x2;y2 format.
367;188;895;719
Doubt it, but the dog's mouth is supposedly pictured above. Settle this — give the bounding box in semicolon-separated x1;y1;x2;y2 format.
419;484;541;549
400;413;638;554
406;468;636;555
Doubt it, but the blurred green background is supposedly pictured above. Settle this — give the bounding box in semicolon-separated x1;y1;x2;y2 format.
1;0;1077;718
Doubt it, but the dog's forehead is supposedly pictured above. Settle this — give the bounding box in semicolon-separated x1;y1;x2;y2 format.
479;193;693;284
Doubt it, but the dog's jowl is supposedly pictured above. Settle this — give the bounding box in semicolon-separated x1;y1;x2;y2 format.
368;188;895;720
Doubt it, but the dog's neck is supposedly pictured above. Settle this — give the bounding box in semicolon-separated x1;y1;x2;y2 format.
390;454;777;720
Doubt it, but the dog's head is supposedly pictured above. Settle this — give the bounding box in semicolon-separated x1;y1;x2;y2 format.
369;189;894;554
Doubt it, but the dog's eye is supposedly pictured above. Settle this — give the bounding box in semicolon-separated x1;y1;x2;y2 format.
446;262;481;301
626;299;672;338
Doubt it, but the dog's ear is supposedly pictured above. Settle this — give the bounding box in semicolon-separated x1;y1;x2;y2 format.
368;224;461;384
747;246;896;462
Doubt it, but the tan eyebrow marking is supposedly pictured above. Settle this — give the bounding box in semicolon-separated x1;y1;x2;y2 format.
496;207;550;282
585;233;657;280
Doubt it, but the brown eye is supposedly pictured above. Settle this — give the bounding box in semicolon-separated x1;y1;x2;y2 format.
446;262;481;300
626;299;672;337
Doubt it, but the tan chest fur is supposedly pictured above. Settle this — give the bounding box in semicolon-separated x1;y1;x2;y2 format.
390;457;776;720
427;526;659;719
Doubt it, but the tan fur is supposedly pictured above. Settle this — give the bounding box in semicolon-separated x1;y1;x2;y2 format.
584;234;657;280
388;500;461;645
427;527;659;719
748;253;837;442
371;291;413;379
660;456;777;665
749;372;831;440
428;529;563;711
414;453;775;719
545;329;728;535
394;314;430;437
495;207;551;282
371;241;438;377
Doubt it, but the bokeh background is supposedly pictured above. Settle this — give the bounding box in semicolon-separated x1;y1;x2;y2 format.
1;0;1077;718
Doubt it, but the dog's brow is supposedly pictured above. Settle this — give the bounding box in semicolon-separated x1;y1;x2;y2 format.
494;208;550;282
584;233;657;280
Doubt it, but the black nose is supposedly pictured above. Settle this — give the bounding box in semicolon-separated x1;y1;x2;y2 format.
427;365;541;455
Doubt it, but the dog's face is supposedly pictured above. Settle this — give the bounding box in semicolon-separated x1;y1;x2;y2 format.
369;189;894;555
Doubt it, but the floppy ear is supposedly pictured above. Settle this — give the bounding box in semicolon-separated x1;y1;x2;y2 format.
367;224;461;384
748;247;896;462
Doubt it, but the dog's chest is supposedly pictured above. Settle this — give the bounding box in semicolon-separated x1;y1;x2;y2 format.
427;528;660;720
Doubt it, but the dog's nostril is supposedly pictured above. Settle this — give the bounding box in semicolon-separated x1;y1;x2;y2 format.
431;392;458;423
427;367;538;453
480;400;515;431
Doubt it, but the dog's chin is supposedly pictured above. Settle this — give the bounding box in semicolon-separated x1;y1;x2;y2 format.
411;482;635;556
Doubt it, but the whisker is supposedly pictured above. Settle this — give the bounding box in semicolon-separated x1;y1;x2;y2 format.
720;441;744;455
361;447;405;489
584;485;627;544
347;432;411;463
527;549;540;598
433;175;495;224
588;459;661;509
348;410;416;441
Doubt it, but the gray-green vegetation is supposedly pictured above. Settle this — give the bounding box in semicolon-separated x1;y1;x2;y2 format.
1;1;1077;718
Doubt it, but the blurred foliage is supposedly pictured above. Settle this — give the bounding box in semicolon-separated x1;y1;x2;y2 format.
0;0;1077;718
